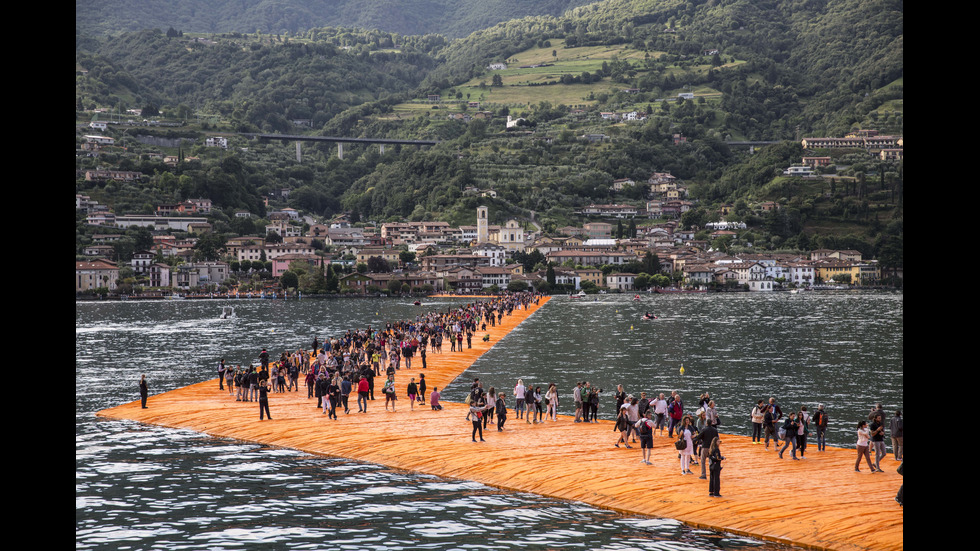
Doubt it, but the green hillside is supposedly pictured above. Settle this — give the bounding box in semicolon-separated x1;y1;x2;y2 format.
76;0;902;265
75;0;592;39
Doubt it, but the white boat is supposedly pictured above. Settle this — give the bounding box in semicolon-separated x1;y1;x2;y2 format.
220;306;235;319
570;290;587;298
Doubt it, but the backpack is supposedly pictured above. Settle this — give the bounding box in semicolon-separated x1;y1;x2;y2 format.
638;419;652;436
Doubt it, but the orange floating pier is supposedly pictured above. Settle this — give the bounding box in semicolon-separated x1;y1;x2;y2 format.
97;296;902;551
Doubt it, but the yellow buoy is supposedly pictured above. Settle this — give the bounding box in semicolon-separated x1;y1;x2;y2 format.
679;364;685;375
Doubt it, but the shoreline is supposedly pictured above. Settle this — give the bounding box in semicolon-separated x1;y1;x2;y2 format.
95;295;902;551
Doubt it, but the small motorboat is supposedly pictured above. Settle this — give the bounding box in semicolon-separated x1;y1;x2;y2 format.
220;306;235;319
570;290;587;298
413;300;421;306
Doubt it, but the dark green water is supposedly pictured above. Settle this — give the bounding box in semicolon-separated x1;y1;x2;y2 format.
76;292;901;549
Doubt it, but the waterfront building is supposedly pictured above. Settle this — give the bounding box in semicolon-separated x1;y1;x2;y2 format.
76;259;119;292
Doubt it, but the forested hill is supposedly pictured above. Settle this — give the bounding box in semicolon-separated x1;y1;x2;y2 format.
76;0;902;263
422;0;903;135
75;0;592;39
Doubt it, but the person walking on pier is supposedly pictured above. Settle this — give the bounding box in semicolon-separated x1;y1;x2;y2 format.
890;410;903;461
527;386;539;423
483;388;497;429
258;380;272;420
708;437;725;497
326;375;340;419
652;393;668;437
496;393;507;431
870;413;886;472
779;412;800;460
813;404;829;451
417;373;427;405
635;411;655;463
315;371;327;410
797;406;810;459
751;400;765;444
248;367;259;402
586;386;600;423
668;393;684;437
470;395;486;442
614;403;633;449
225;365;235;396
407;378;418;411
384;376;397;411
855;420;876;472
545;383;559;421
139;374;149;409
514;379;526;420
763;405;777;450
340;375;351;414
357;374;369;412
218;359;226;390
698;421;719;479
678;415;695;474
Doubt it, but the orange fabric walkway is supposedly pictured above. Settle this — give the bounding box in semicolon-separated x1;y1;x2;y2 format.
97;296;902;550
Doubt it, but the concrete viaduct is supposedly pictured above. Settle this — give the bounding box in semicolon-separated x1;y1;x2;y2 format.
242;133;440;161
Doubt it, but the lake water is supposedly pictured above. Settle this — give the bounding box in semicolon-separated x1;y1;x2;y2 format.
76;292;902;550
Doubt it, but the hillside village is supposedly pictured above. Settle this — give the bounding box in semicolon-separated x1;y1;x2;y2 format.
76;131;897;297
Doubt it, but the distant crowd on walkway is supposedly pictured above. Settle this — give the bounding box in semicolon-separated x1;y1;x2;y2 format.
214;291;541;420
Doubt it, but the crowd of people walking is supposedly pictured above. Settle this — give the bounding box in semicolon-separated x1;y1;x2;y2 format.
199;290;901;503
214;292;541;422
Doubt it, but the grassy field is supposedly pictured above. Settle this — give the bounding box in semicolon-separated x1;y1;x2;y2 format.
394;39;742;112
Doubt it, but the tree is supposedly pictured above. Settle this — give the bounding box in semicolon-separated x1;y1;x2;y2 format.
634;273;650;290
399;251;416;265
492;74;503;87
367;256;391;273
546;265;556;286
193;232;225;261
642;251;661;275
507;280;529;292
325;268;339;293
280;270;299;290
387;279;402;295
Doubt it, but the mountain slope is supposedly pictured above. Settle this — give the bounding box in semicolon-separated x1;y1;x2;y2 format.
75;0;592;38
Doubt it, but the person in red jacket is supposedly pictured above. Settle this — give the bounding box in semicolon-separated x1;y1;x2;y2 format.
357;374;370;412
